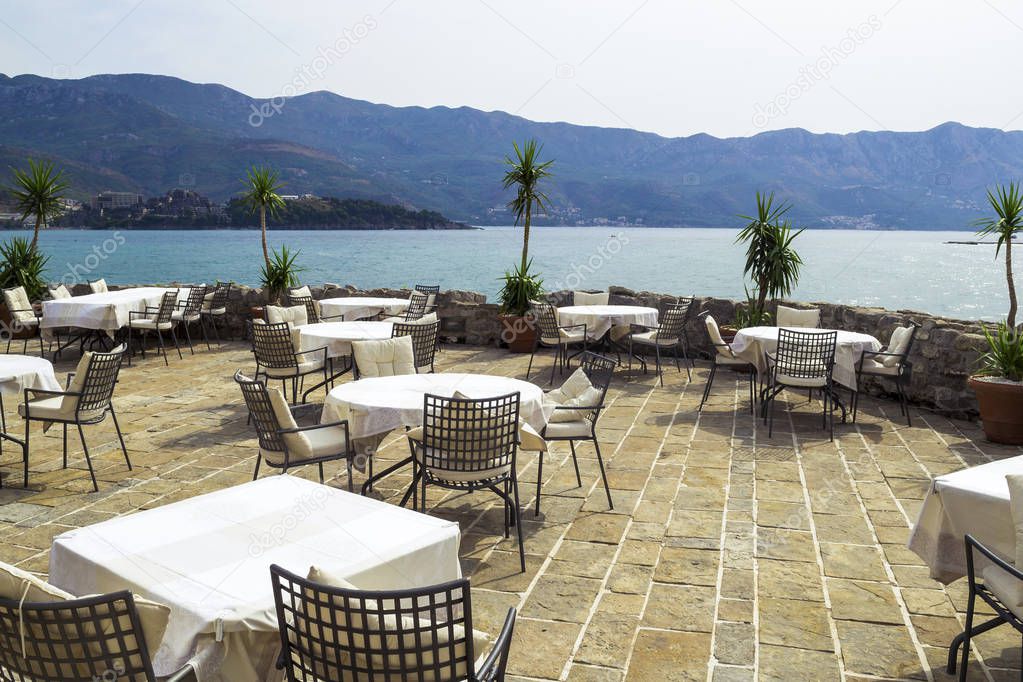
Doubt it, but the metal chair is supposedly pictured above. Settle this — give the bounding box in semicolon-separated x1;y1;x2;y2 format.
19;345;130;492
2;285;45;357
250;321;329;404
392;319;440;373
270;563;516;682
171;284;209;354
526;300;587;384
698;312;756;414
286;285;312;304
235;370;353;486
406;392;527;572
415;284;440;314
627;297;694;385
853;321;920;427
402;291;432;322
538;352;615;516
201;281;231;344
288;295;321;324
127;290;181;366
0;589;191;682
763;329;838;440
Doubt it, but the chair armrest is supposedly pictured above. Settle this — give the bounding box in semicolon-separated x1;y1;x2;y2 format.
24;387;76;400
476;607;516;682
278;420;349;435
558;323;587;332
165;663;198;682
862;350;902;359
966;533;1023;582
65;373;75;389
294;345;328;364
319;312;345;321
553;403;602;412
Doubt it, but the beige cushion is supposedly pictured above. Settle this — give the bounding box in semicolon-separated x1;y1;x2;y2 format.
267;304;308;328
574;291;609;306
776;305;820;329
542;326;586;345
304;565;490;682
544;419;593;439
129;317;173;331
545;368;604;423
859;358;900;376
405;312;438;325
49;284;72;300
4;286;35;323
1000;473;1023;608
982;564;1023;619
353;336;415;378
631;329;677;347
410;291;436;309
705;314;738;362
290;285;313;299
259;388;347;465
20;352;102;421
264;358;324;379
883;326;912;367
90;279;108;294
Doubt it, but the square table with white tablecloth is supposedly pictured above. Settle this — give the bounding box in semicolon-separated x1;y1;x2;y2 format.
49;476;461;682
908;455;1023;584
40;287;183;334
556;305;659;341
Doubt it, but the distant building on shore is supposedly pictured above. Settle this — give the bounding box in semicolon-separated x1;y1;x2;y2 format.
92;191;143;213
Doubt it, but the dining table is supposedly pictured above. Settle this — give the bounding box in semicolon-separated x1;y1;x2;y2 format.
48;476;462;682
0;354;60;476
298;320;394;360
556;304;659;341
40;287;187;341
317;296;409;321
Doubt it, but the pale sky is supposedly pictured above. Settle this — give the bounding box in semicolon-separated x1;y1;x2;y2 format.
2;0;1022;138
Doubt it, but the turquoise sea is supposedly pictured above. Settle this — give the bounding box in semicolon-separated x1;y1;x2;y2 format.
7;227;1014;322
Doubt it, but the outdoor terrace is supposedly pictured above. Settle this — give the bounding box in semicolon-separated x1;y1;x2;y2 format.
0;342;1019;681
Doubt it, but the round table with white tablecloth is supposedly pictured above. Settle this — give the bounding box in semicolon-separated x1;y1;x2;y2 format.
298;321;393;359
318;297;409;321
556;305;659;341
730;326;882;389
0;354;60;397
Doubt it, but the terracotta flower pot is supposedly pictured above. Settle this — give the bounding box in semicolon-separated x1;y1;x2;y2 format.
719;325;738;344
498;314;537;353
969;376;1023;445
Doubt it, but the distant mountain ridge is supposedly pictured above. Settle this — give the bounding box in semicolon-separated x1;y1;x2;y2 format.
1;72;1021;229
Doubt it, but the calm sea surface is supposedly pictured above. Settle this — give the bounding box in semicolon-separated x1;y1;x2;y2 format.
10;227;1013;321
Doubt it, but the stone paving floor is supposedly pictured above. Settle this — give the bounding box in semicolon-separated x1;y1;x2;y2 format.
0;340;1021;681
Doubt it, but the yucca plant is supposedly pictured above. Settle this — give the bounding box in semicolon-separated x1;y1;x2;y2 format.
973;181;1023;328
736;192;804;314
260;246;303;305
497;260;544;317
503;139;553;273
0;237;49;301
978;323;1023;382
241;166;286;273
9;159;69;252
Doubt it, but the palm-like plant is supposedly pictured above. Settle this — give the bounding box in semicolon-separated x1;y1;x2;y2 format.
260;245;303;306
736;192;804;315
503;139;553;272
974;181;1023;328
9;159;69;252
241;166;286;272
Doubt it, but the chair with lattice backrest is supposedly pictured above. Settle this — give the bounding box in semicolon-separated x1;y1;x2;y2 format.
171;284;209;354
405;392;527;572
127;290;181;366
19;345;130;492
235;370;353;486
0;589;191;682
853;320;920;427
763;328;838;440
270;563;516;682
2;285;45;357
392;319;440;373
250;321;329;404
538;352;616;517
201;281;231;344
698;312;757;414
526;300;588;385
288;295;321;325
627;297;694;385
415;284;440;312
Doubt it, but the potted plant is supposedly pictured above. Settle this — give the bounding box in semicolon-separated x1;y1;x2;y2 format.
0;237;49;339
9;158;68;252
260;245;303;307
735;191;804;327
241;165;287;312
969;181;1023;444
498;139;553;352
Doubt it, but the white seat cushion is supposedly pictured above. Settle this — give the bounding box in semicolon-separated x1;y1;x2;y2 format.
776;305;820;329
129;318;173;331
20;352;100;421
774;373;827;388
260;385;346;465
573;291;609;306
353;336;415;378
715;354;750;366
542;326;586;345
264;358;324;379
859;358;900;376
405;312;438;325
631;329;677;347
544;419;593;439
981;564;1023;619
545;368;604;423
171;310;200;322
290;285;313;299
90;279;108;294
266;304;308;328
883;326;913;367
4;286;35;323
49;284;72;300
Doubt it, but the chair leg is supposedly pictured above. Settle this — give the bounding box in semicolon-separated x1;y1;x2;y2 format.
511;477;525;572
252;454;261;480
155;330;168;366
534;450;544;517
182;321;195;355
548;345;559;385
109;407;131;470
593;438;613;510
23;417;30;487
958;585;977;681
76;423;98;493
62;423;67;468
700;363;717;411
655;345;663;387
170;327;183;360
898;380;912;427
568;440;582;487
318;462;325;484
200;318;212;351
126;326;133;366
526;341;537;380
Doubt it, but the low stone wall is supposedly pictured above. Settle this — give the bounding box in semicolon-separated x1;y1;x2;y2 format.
95;282;989;418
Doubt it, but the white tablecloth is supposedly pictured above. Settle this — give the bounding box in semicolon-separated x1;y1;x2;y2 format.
299;321;394;359
49;476;461;682
730;326;881;389
40;287;182;332
908;455;1023;583
318;297;409;321
556;305;659;341
0;355;60;397
323;373;552;440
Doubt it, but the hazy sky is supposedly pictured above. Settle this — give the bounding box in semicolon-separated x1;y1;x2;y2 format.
2;0;1022;138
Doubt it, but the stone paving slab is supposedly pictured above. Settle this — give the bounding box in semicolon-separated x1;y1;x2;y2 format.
0;341;1020;680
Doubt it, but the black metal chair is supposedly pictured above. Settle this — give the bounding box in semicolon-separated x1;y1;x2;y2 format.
406;392;527;572
698;312;756;414
286;285;312;304
2;285;45;357
538;352;615;516
235;370;353;486
171;284;209;354
402;291;432;322
393;319;440;373
415;284;440;314
250;321;329;404
947;533;1023;682
270;563;516;682
127;290;181;366
526;300;587;384
627;297;694;385
201;281;231;344
19;345;130;492
0;589;191;682
763;329;838;440
852;321;920;427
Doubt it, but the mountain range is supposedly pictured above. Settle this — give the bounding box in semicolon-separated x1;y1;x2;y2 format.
2;72;1021;229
